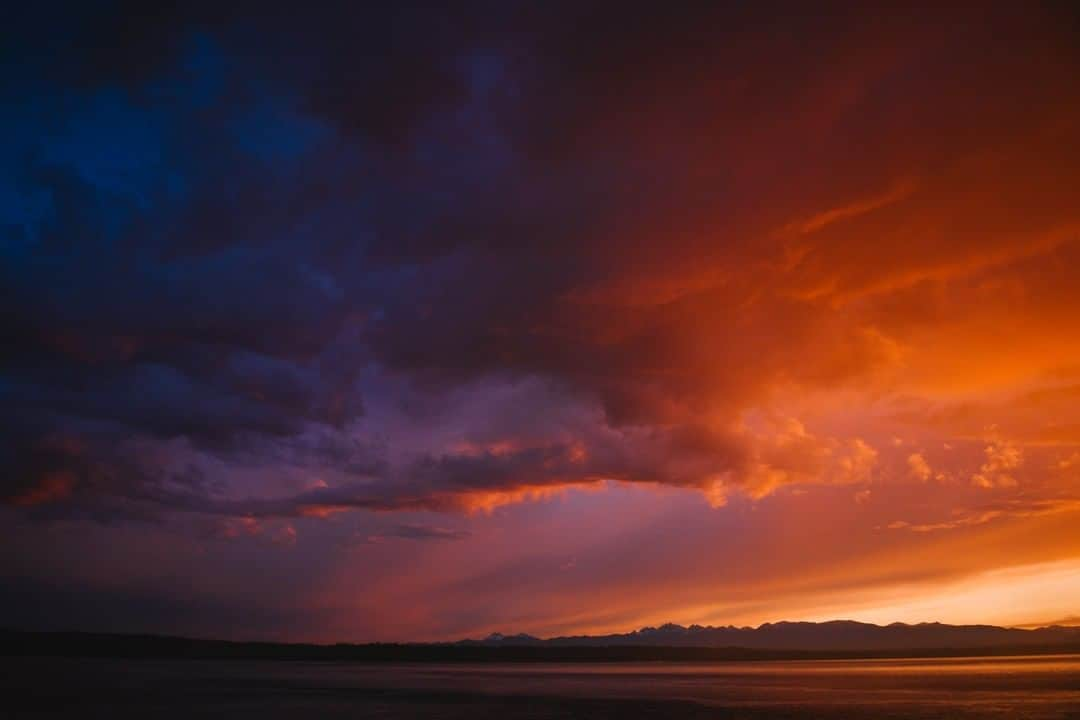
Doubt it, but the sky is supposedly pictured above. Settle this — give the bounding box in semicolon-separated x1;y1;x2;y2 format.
2;1;1080;643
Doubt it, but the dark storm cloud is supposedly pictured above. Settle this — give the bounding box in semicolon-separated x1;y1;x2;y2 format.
2;4;422;512
1;1;620;517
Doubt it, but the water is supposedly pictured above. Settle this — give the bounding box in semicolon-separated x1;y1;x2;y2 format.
5;654;1079;718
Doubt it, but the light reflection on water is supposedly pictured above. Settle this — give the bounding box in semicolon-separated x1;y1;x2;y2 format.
365;652;1080;675
335;653;1080;711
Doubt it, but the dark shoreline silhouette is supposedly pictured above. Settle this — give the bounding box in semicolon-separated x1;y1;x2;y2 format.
5;620;1079;663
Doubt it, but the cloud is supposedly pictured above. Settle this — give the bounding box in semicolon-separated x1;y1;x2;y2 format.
1;1;1078;533
886;497;1080;533
8;471;76;507
907;453;932;482
731;418;877;501
271;524;298;547
972;439;1022;489
364;523;473;544
784;180;916;235
1014;615;1080;629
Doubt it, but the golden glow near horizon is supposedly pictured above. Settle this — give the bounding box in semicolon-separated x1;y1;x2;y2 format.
802;559;1080;629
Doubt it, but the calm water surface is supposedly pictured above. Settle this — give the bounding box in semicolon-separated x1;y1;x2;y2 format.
5;653;1079;718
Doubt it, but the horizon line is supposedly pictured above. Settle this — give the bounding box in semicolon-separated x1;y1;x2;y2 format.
7;617;1080;647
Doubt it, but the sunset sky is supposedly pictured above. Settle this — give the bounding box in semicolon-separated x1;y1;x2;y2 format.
3;2;1080;642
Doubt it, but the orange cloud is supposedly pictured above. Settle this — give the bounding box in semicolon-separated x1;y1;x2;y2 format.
887;497;1080;533
907;453;932;482
784;180;916;236
972;439;1023;489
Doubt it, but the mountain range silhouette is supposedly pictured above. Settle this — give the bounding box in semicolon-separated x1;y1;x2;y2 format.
4;620;1078;662
463;620;1080;651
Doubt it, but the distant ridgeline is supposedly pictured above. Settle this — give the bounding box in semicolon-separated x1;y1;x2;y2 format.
4;621;1079;662
463;621;1080;651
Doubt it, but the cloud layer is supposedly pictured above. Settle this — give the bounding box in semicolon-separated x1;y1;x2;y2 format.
2;1;1080;640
